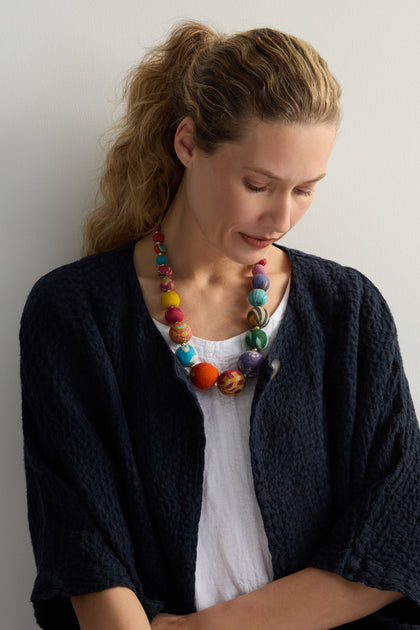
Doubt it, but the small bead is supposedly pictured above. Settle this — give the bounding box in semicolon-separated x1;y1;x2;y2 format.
176;344;198;367
258;258;267;266
154;225;162;232
245;328;268;351
252;264;266;276
156;254;168;265
217;369;246;395
237;351;264;378
161;290;180;309
190;362;219;390
165;306;184;324
160;277;175;292
252;273;270;291
157;264;172;278
247;306;270;328
169;322;192;344
154;243;166;254
153;233;164;243
248;288;268;307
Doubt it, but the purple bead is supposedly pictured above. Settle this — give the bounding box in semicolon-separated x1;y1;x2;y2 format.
252;273;270;291
237;351;264;378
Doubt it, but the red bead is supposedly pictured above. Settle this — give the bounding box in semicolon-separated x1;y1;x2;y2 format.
190;362;219;390
258;258;267;266
153;233;164;243
154;225;161;232
165;306;184;324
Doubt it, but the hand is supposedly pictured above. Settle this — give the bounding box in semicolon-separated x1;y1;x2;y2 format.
151;612;189;629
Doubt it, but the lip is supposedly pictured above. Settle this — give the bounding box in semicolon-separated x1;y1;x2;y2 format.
239;233;277;249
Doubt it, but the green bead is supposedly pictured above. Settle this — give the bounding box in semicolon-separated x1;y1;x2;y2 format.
245;328;268;351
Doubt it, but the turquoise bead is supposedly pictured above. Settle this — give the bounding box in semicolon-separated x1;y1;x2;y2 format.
176;344;198;367
156;254;168;265
248;288;268;307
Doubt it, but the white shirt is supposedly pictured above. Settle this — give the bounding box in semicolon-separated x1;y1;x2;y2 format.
153;280;290;610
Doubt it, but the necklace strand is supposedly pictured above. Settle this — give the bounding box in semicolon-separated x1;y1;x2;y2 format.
153;225;271;395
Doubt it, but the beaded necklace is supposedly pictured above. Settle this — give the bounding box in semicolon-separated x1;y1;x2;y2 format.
153;225;271;396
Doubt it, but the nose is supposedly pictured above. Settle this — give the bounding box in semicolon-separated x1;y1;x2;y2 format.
259;194;292;234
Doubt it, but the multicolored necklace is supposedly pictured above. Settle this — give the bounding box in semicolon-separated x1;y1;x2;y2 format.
153;225;271;395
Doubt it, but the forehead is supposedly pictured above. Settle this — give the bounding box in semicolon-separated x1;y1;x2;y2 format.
212;119;336;180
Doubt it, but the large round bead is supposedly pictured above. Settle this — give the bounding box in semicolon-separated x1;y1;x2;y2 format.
252;273;270;291
248;288;268;307
161;290;180;309
160;277;175;292
176;344;198;367
169;322;192;344
156;254;168;266
157;264;172;278
165;306;184;324
245;328;268;351
190;362;219;390
154;243;166;254
247;306;270;328
237;351;264;378
217;369;246;395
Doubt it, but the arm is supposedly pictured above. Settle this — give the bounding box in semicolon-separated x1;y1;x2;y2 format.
152;568;404;630
71;586;152;630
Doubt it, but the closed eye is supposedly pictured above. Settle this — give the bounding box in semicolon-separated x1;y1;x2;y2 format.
295;189;313;197
244;180;268;193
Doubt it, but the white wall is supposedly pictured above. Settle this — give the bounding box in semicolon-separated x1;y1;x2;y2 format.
1;0;419;627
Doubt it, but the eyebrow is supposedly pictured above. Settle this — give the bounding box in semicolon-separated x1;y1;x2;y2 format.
243;166;327;184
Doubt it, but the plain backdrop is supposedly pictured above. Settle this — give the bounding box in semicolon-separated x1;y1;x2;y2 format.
1;0;419;627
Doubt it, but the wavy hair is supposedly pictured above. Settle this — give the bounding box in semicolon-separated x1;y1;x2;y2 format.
83;22;341;255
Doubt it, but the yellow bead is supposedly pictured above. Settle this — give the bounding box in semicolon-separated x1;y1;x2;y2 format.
161;290;180;309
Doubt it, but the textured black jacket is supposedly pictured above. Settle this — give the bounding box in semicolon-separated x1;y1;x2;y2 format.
20;239;420;629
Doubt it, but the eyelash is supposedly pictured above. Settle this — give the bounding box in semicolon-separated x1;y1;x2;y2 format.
244;180;313;197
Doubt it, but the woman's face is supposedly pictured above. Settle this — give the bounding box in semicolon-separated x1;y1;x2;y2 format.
176;117;337;265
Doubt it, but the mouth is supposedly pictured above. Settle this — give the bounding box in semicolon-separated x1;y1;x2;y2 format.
239;233;278;249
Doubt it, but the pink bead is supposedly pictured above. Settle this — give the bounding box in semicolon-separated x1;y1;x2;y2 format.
153;233;164;242
157;264;172;278
252;264;266;276
160;277;175;292
165;306;184;324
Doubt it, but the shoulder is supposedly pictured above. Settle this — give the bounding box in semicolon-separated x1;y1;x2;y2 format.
20;239;137;330
282;245;397;340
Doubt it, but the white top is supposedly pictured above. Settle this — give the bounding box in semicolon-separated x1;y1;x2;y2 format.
153;280;290;610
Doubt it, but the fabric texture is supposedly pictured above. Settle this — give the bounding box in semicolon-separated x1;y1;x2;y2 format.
153;284;289;609
20;239;420;629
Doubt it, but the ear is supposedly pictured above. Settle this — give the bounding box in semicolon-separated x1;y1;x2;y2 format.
174;116;196;168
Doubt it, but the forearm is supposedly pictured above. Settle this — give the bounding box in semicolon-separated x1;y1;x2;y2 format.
189;567;404;630
71;586;151;630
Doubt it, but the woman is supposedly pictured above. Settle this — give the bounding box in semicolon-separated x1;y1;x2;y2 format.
20;22;420;629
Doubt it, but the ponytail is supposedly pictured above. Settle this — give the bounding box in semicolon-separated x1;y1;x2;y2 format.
83;22;218;255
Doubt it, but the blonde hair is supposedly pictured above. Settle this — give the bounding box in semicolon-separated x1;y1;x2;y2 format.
83;22;341;255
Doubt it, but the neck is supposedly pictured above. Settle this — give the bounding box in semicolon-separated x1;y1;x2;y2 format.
160;181;272;284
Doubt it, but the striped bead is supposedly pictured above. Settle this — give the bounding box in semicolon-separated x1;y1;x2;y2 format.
247;306;270;328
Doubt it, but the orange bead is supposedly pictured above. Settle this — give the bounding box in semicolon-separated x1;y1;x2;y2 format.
190;362;219;390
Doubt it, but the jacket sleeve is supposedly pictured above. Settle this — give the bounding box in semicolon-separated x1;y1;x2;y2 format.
20;274;165;630
305;276;420;628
